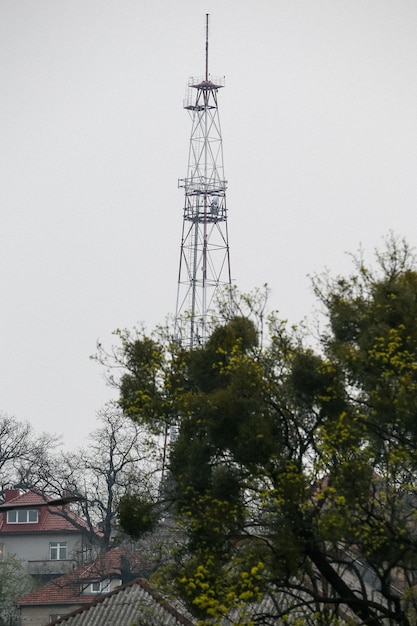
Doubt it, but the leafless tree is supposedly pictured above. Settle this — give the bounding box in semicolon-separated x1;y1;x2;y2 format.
0;412;57;491
18;402;161;553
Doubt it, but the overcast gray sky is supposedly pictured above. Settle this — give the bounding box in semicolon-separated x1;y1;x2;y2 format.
1;1;417;448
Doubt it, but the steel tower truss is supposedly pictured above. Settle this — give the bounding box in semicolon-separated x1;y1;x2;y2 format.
175;29;231;348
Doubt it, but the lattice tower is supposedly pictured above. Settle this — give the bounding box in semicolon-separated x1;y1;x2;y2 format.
175;15;231;347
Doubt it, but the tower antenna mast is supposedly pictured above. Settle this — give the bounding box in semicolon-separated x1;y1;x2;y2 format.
205;13;209;82
175;15;231;347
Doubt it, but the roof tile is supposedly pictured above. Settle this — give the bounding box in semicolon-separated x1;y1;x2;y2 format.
16;547;147;606
0;491;92;534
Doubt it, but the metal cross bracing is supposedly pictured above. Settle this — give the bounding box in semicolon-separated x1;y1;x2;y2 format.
175;17;231;348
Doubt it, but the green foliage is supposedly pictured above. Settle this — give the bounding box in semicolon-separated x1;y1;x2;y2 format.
119;336;168;425
114;238;417;626
177;556;265;624
0;554;34;626
118;494;158;539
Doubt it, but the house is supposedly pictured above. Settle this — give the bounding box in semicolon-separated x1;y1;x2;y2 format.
47;577;195;626
15;546;154;626
0;489;100;581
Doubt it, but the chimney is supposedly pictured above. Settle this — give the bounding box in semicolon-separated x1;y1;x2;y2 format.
3;488;21;503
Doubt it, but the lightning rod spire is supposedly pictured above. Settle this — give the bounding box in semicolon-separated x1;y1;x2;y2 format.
205;13;209;81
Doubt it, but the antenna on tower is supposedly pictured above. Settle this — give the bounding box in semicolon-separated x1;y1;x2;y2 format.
175;15;231;348
205;13;209;81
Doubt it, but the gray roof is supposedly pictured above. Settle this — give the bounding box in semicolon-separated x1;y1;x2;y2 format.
50;578;195;626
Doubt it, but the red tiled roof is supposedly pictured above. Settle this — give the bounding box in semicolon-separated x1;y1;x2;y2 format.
48;578;195;626
15;574;99;606
0;490;91;534
16;548;147;606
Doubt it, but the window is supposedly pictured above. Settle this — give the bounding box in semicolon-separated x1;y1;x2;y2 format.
6;509;38;524
49;542;67;560
90;580;110;594
49;615;62;622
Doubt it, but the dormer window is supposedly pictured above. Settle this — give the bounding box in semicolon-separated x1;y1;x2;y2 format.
6;509;39;524
90;580;110;594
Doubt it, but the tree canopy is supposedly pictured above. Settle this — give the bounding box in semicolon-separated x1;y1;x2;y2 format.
114;237;417;626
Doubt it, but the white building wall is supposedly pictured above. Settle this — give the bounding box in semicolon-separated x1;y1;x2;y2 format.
1;532;85;573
